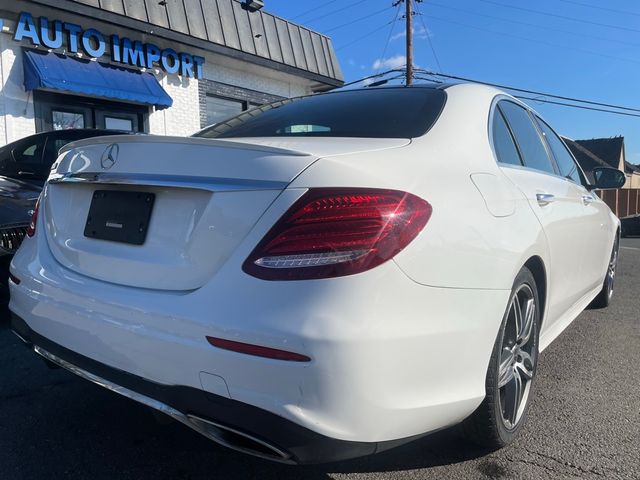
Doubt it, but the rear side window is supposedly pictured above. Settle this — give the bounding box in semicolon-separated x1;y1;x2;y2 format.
492;109;523;166
12;138;46;165
498;101;556;175
194;88;447;139
534;117;583;185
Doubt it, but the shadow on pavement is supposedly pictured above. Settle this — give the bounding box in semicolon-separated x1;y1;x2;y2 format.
0;339;491;479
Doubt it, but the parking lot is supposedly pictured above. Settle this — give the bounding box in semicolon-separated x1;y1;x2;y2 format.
1;238;638;480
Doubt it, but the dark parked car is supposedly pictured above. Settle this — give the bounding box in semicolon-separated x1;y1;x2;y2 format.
621;215;640;237
1;129;127;312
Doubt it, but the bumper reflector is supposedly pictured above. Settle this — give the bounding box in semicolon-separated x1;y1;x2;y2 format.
206;336;311;362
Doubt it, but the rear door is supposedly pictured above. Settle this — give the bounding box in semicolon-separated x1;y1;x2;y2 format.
534;116;612;290
494;100;589;326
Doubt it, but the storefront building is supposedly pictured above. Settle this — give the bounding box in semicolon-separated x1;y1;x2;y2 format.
0;0;343;146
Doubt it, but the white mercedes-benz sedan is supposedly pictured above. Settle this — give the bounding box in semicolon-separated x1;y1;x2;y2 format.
9;83;624;464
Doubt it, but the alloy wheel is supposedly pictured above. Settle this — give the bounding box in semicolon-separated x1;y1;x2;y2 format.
498;284;537;430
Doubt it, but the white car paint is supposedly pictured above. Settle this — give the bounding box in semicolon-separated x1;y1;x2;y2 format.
8;83;618;460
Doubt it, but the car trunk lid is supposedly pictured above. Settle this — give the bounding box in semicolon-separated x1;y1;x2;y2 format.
43;135;409;290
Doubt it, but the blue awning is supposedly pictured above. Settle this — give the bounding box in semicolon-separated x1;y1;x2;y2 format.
22;49;172;109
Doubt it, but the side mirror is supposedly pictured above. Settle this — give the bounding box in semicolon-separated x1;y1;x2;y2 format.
590;167;626;190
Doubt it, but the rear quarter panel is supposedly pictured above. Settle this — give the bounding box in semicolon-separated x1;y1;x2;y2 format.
289;84;550;291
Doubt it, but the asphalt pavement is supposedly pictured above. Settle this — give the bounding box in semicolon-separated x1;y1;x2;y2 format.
1;238;639;479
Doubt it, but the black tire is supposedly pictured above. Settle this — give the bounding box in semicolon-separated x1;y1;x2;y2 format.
589;236;619;309
461;267;540;448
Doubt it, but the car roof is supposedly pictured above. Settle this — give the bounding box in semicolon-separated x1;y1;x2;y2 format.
2;129;131;145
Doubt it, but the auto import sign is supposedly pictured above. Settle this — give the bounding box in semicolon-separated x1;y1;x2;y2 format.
13;12;205;79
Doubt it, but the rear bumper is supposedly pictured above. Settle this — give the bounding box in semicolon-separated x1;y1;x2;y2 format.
9;226;512;455
11;313;414;464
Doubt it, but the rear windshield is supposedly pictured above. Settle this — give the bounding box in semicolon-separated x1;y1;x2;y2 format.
194;88;447;139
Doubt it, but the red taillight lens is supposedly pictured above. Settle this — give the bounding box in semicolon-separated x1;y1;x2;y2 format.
26;196;40;237
243;188;432;280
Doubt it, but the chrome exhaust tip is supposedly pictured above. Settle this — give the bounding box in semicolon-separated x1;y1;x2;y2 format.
32;345;294;464
187;415;293;463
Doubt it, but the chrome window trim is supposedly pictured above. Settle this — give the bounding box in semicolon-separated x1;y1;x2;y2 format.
488;95;587;185
495;99;559;176
488;96;524;167
532;114;591;188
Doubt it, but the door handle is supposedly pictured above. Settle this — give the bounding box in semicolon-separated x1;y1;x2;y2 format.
582;194;595;205
536;193;555;206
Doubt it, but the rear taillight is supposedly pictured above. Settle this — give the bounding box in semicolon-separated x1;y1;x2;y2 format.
243;188;432;280
26;196;40;237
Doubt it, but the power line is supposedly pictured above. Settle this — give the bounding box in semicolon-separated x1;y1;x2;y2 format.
426;1;640;48
290;0;341;21
335;21;395;51
303;0;370;25
413;1;443;72
338;69;400;88
366;73;407;87
376;2;403;71
423;14;640;66
415;69;640;113
339;69;640;119
414;75;443;83
557;0;640;18
324;6;392;33
514;96;640;119
479;0;640;35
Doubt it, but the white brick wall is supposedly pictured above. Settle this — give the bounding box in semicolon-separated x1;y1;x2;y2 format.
148;74;202;136
0;36;36;146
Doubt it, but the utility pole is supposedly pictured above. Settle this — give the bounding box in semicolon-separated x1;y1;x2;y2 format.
405;0;413;85
394;0;422;85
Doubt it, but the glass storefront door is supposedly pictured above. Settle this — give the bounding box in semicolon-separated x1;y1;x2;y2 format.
95;111;139;132
34;91;148;133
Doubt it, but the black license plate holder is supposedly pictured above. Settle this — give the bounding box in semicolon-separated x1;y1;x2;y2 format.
84;190;155;245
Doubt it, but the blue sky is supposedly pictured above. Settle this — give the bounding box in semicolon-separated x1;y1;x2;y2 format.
266;0;640;165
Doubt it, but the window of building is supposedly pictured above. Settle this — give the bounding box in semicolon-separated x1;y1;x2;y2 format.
206;96;246;126
52;110;85;130
104;116;134;131
498;101;556;175
492;108;523;166
534;117;584;185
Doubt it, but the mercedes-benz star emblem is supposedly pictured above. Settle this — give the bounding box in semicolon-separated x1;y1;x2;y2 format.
101;143;119;170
